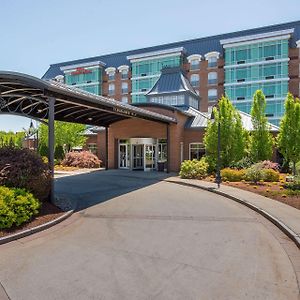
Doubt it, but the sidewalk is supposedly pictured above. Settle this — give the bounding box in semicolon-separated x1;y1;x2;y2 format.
165;177;300;248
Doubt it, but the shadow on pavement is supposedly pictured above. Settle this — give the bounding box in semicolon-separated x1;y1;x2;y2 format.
54;169;175;212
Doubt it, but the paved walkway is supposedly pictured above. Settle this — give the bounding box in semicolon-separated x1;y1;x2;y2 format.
165;177;300;247
0;170;299;299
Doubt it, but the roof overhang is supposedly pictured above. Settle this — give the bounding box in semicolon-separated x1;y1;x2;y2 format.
0;71;176;127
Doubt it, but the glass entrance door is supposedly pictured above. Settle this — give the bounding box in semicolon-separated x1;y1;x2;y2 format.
119;144;129;168
132;144;144;170
144;144;157;171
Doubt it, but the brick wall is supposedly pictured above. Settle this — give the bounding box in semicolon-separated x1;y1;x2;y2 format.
289;48;300;98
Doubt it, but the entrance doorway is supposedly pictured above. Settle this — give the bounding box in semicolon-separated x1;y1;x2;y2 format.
132;144;144;170
118;138;164;171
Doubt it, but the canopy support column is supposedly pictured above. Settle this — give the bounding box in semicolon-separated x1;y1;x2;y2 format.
105;126;109;170
48;97;55;202
166;124;170;173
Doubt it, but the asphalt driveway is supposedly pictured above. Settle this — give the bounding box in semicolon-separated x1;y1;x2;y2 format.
0;170;299;299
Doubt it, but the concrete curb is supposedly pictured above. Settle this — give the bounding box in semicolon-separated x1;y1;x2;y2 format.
0;209;74;245
165;179;300;249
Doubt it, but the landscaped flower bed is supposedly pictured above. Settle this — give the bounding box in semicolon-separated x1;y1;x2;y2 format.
206;174;300;210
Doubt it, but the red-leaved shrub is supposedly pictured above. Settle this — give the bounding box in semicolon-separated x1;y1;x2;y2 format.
0;147;51;201
257;160;279;171
61;151;101;168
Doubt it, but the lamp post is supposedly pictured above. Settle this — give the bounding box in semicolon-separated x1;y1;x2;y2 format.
211;105;222;188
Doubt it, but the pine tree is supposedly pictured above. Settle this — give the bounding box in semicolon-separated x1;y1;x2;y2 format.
277;93;300;175
204;96;247;170
249;90;274;162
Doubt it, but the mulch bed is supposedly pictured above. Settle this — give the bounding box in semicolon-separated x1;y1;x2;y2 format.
206;177;300;210
0;202;64;238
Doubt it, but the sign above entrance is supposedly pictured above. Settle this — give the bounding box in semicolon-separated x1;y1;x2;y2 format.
113;107;137;117
71;67;92;75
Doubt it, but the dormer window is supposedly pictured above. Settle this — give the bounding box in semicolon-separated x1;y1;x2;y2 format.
187;54;202;71
105;67;116;81
118;65;130;79
205;52;220;68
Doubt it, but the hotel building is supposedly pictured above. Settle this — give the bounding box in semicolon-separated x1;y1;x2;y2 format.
42;21;300;171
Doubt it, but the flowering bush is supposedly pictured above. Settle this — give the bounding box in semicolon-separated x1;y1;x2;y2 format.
0;147;51;201
0;186;40;229
221;168;245;182
61;151;101;168
257;160;279;171
179;158;208;179
244;164;264;183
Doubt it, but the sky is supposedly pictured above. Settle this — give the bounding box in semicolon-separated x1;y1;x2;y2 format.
0;0;299;132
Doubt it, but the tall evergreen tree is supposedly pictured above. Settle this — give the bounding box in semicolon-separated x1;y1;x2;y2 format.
277;93;300;175
249;90;274;162
204;96;247;170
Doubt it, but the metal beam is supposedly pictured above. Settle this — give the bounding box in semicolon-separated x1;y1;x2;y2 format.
167;124;170;173
105;127;109;170
48;97;55;203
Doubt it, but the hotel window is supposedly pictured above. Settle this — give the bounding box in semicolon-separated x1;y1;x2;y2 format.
108;83;115;95
88;143;97;155
122;82;128;94
208;72;217;85
108;72;115;81
190;59;200;70
208;57;217;68
121;69;128;79
190;74;199;87
208;89;218;101
121;96;128;103
189;143;205;160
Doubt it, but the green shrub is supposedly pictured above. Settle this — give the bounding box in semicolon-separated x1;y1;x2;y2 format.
284;176;300;191
221;168;245;182
229;157;253;170
296;161;300;175
179;158;208;179
0;186;40;229
245;164;263;183
54;145;65;161
262;169;280;182
0;147;51;201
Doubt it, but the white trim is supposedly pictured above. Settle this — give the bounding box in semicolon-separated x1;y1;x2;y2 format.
127;47;186;61
105;67;116;74
117;65;129;72
296;40;300;48
224;57;290;69
231;97;286;104
129;52;183;63
187;54;202;62
131;91;148;95
63;65;102;73
224;77;289;87
220;28;294;46
131;74;160;80
60;60;105;71
204;51;220;59
68;82;100;88
222;34;292;49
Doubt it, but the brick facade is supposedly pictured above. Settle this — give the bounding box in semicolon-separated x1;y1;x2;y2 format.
94;105;205;172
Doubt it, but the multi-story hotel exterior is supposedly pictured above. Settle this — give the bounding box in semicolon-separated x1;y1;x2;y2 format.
42;21;300;171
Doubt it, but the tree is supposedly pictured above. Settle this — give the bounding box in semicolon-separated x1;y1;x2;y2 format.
204;96;247;170
0;131;25;148
38;121;87;152
277;93;300;175
249;90;274;162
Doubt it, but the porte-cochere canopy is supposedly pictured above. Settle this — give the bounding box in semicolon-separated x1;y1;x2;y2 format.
0;71;176;126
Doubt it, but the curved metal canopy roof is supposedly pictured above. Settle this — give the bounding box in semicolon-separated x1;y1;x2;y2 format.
0;71;176;126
